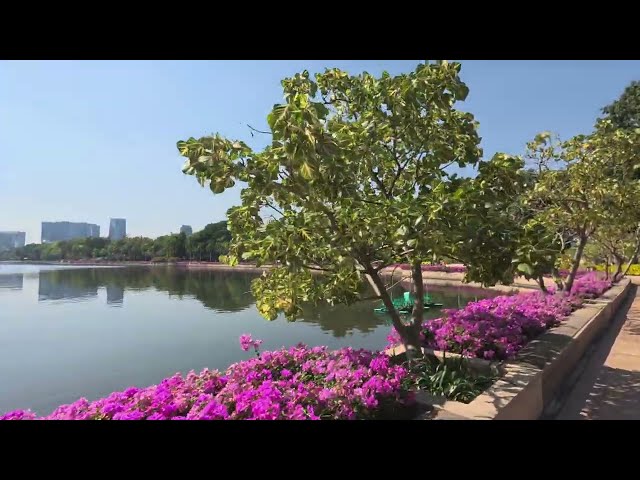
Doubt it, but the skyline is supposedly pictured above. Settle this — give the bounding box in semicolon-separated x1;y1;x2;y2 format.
1;60;639;244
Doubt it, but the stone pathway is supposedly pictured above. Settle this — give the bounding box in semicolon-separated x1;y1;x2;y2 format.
556;278;640;420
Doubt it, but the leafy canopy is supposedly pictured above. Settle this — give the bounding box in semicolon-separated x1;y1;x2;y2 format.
601;80;640;131
177;61;485;322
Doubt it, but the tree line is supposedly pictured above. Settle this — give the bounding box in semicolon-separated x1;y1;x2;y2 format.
0;221;231;262
176;62;639;353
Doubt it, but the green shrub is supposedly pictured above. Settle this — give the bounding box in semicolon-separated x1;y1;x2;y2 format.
402;356;497;404
595;264;640;275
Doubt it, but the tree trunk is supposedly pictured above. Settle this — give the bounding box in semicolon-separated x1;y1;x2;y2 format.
604;257;610;280
552;267;565;291
364;264;413;353
537;275;548;293
622;241;640;278
407;261;425;359
564;234;587;293
613;255;624;282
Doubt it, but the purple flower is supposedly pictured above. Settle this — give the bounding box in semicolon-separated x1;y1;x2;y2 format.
239;334;263;355
239;334;253;352
386;271;611;361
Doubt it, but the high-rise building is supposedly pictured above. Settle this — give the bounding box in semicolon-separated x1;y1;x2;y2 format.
41;222;100;243
109;218;126;241
89;224;100;238
180;225;193;236
0;231;26;251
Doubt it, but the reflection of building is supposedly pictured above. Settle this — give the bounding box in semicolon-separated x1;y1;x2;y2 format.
41;222;100;243
0;231;26;251
109;218;126;241
38;274;98;301
0;274;23;290
106;284;124;305
180;225;193;236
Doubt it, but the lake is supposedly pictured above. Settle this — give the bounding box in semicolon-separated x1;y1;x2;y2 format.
0;263;494;415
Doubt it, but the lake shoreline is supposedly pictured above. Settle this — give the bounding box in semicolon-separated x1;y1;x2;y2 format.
2;260;549;290
2;260;282;274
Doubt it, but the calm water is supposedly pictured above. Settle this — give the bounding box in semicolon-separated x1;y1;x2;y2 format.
0;263;494;415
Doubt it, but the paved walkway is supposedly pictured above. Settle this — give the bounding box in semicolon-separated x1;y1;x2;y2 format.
556;278;640;420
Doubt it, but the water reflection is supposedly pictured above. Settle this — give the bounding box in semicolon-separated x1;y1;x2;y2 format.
106;285;124;306
34;267;255;312
0;274;23;290
0;265;500;415
38;271;99;302
26;266;497;336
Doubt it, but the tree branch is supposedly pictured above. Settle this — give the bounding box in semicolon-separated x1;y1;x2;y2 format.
355;295;382;302
370;168;390;198
265;200;284;216
248;124;271;135
302;264;337;273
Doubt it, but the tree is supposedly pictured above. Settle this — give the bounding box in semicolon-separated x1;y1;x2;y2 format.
443;153;549;289
177;61;500;356
601;80;640;131
175;232;187;260
590;224;638;281
526;121;640;292
189;221;232;262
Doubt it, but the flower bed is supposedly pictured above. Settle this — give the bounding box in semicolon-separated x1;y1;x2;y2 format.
1;272;614;421
1;342;413;420
386;272;612;361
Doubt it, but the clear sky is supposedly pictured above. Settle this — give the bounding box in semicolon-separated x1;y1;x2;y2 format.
1;60;638;244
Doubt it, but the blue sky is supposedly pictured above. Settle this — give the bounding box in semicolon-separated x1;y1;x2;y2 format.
1;60;638;244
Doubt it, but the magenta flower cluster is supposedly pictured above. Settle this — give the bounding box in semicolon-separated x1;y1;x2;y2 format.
568;273;611;299
387;272;612;361
0;344;412;420
239;333;263;354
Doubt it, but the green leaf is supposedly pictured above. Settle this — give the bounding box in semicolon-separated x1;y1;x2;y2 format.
267;104;286;130
312;102;329;118
517;263;534;276
300;162;314;180
210;181;225;194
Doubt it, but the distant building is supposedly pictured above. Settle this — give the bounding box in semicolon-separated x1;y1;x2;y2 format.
180;225;193;236
109;218;126;241
41;222;100;243
0;231;26;251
